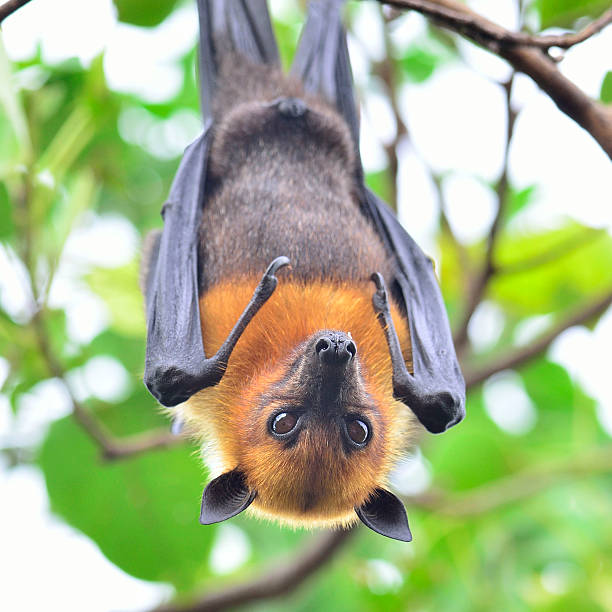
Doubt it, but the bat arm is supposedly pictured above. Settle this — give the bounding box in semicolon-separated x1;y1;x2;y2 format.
371;273;463;434
208;255;291;376
146;256;290;407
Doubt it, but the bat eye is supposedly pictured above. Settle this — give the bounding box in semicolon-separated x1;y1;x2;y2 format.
345;418;370;446
271;412;298;436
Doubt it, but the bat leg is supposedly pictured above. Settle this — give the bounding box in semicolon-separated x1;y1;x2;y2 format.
199;256;291;387
371;273;460;433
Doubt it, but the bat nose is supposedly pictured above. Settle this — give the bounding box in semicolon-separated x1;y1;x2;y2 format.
276;97;307;118
315;332;357;366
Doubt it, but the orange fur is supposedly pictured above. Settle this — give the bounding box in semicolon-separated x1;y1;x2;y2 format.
181;276;418;529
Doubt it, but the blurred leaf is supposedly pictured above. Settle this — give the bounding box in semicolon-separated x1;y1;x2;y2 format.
86;261;146;338
535;0;611;29
39;408;215;591
398;47;442;83
0;183;15;240
44;169;98;267
600;71;612;104
366;169;393;205
0;34;32;163
492;223;612;316
425;393;515;490
113;0;181;27
506;185;538;221
521;360;574;414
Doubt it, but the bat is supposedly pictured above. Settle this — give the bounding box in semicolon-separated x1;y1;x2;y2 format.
141;0;465;542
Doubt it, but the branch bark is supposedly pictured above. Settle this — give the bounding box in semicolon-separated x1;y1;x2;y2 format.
380;0;612;159
406;444;612;517
31;310;185;461
382;1;612;50
461;287;612;388
153;529;354;612
0;0;33;24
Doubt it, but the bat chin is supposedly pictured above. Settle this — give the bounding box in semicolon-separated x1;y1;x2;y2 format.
247;499;361;530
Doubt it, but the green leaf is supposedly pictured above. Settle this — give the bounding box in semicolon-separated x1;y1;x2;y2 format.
0;182;15;240
521;360;574;414
425;392;515;490
600;71;612;104
0;33;32;164
492;223;612;316
365;169;393;205
38;409;215;591
506;185;538;221
113;0;181;27
398;48;441;84
86;261;146;338
535;0;611;29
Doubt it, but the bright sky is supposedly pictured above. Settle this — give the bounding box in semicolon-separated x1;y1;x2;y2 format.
0;0;611;610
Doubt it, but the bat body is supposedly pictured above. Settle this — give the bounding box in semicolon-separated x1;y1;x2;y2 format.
142;0;465;541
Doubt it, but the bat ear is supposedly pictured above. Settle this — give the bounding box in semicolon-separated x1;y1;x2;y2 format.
200;469;257;525
356;488;412;542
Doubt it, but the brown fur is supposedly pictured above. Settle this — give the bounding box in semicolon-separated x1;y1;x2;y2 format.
166;51;418;528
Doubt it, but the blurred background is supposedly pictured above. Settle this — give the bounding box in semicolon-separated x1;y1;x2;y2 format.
1;0;611;610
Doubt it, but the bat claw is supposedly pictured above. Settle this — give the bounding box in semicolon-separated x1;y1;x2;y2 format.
370;272;390;315
265;256;291;278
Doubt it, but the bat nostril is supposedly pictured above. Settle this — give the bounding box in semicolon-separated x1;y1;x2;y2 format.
277;97;307;118
316;333;356;365
315;338;331;355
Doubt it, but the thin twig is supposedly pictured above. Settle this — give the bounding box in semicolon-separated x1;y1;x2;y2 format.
31;310;185;461
453;76;517;352
0;0;33;24
153;528;355;612
373;10;410;210
461;287;612;388
378;0;612;159
406;444;612;517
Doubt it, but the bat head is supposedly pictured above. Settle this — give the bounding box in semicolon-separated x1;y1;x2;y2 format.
199;329;412;541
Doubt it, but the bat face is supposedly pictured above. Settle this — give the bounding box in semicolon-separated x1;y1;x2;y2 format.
237;330;388;526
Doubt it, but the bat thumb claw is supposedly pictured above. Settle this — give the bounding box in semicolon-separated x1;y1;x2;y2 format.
266;256;291;277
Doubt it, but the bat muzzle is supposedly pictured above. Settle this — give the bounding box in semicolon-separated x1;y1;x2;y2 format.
315;331;356;367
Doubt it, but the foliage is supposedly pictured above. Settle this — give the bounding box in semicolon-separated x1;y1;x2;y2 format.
1;0;611;611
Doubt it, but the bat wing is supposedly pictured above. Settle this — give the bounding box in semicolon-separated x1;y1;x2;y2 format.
291;0;359;149
363;189;466;432
144;0;280;407
292;0;465;432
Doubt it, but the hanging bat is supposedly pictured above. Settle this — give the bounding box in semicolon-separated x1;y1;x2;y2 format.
141;0;465;542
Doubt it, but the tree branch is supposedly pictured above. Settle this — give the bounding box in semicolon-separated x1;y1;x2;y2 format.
453;76;517;352
406;444;612;517
153;528;355;612
461;287;612;388
380;0;612;159
382;1;612;50
31;310;185;461
0;0;33;24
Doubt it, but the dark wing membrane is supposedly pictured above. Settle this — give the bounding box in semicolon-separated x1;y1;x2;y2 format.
291;0;359;149
197;0;279;125
144;130;211;406
292;0;465;431
144;0;281;406
363;189;466;431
